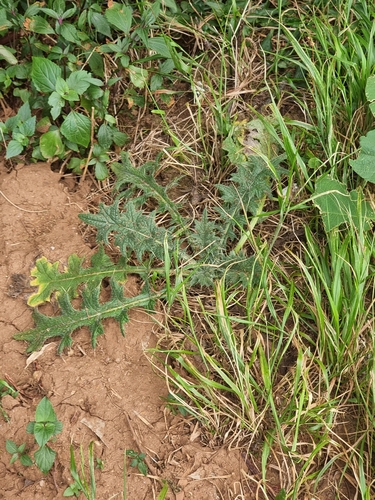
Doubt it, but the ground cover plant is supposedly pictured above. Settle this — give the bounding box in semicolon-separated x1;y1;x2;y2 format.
0;0;187;178
64;442;97;499
3;0;375;498
6;397;62;474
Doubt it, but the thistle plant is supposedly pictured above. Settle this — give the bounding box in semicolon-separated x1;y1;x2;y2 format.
14;133;279;352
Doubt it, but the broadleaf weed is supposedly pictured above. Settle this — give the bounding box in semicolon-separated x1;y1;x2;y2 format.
14;142;271;352
0;0;186;177
6;397;62;474
5;440;33;467
125;449;148;476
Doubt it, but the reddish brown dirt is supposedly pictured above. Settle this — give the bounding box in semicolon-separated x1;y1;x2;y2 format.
0;163;246;499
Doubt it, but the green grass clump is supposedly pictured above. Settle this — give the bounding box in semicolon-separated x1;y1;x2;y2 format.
149;1;375;496
271;0;375;179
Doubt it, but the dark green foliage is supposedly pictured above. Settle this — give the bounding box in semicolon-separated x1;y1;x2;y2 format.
14;280;157;353
217;161;272;216
112;152;184;224
80;201;173;262
0;0;185;177
126;449;148;476
187;209;260;287
217;153;286;218
13;142;273;352
7;398;62;474
189;209;226;262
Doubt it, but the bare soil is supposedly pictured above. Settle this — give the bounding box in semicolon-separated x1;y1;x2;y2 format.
0;163;247;499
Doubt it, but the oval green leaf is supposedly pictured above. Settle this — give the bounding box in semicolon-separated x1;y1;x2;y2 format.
61;111;91;148
31;57;61;93
105;3;133;35
0;45;17;65
40;130;64;158
6;140;23;159
34;445;56;474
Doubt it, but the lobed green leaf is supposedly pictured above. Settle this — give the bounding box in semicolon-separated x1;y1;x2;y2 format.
79;201;172;261
28;248;128;307
14;282;160;353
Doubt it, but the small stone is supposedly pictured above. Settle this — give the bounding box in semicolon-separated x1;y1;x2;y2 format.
33;371;42;382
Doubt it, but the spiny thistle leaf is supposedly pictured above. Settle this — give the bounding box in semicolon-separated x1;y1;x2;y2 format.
189;253;260;288
188;209;226;262
190;263;220;287
217;158;273;216
218;134;286;217
214;205;245;242
224;255;261;287
187;211;260;287
112;152;184;224
14;279;160;353
15;144;276;355
28;246;129;307
79;200;173;261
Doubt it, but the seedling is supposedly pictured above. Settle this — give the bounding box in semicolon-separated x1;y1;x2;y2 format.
126;449;148;476
64;441;97;499
164;393;190;417
95;457;104;470
26;397;63;474
6;440;33;467
5;397;62;474
0;379;18;398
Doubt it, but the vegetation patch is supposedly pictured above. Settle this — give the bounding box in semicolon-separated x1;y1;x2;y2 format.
2;0;375;498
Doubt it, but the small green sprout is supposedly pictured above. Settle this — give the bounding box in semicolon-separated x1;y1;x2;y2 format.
6;440;33;467
126;449;148;476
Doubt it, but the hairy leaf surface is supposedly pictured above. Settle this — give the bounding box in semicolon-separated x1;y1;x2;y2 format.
15;280;159;353
113;153;184;224
79;200;173;261
27;247;129;307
